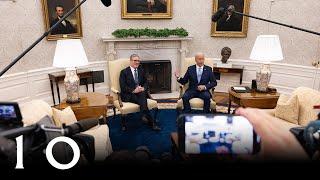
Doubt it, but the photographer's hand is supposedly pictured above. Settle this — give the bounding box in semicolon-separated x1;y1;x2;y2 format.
236;108;309;161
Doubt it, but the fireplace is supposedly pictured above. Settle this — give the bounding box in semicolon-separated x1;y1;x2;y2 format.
141;60;171;94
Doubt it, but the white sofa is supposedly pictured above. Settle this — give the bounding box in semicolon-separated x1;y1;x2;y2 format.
263;87;320;129
20;100;113;161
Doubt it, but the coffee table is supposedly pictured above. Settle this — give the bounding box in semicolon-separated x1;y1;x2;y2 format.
228;88;280;113
55;92;115;121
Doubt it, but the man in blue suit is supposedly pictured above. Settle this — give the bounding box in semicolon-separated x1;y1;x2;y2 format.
175;53;217;113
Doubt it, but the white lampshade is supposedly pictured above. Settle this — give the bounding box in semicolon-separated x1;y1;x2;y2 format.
53;39;88;68
250;35;284;62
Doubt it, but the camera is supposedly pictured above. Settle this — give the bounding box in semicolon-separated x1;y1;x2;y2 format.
0;102;23;131
0;102;97;169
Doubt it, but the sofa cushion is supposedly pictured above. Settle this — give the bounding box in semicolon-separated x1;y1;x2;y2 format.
52;107;77;127
292;87;320;126
113;99;158;115
81;125;113;161
275;94;299;125
20;100;53;126
275;116;301;130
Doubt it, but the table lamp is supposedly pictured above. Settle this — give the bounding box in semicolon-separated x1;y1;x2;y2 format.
250;35;283;92
53;39;88;103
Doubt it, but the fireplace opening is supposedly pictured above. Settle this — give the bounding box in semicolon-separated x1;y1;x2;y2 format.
141;60;171;94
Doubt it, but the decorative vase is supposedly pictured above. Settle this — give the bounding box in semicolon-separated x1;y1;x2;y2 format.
256;64;271;92
64;68;80;104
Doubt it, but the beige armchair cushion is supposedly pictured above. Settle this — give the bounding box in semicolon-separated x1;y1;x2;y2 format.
52;106;78;127
292;87;320;126
108;59;130;100
261;87;320;127
113;99;158;115
20;100;53;126
275;94;299;125
177;98;216;110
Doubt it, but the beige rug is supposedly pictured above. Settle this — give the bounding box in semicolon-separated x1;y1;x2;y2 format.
107;103;235;116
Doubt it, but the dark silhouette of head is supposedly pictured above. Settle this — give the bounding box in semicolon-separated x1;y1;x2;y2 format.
221;47;232;63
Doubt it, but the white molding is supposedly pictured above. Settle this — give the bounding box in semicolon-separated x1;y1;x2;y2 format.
212;59;319;94
0;61;109;106
0;59;319;105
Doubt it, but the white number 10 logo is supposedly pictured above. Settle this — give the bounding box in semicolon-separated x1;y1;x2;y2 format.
15;135;80;170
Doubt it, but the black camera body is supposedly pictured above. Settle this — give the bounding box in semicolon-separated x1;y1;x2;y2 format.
290;115;320;159
0;102;23;131
0;102;96;167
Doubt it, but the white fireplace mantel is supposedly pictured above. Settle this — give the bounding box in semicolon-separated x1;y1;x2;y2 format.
102;36;192;62
101;36;193;91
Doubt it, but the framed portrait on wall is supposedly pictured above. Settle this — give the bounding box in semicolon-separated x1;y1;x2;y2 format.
211;0;251;38
42;0;83;41
121;0;172;19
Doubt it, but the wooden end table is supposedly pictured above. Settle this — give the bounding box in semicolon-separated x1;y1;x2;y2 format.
49;70;95;106
54;92;115;121
213;65;244;84
228;88;280;113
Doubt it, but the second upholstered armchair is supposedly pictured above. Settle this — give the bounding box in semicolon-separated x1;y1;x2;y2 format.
108;58;158;130
176;57;217;113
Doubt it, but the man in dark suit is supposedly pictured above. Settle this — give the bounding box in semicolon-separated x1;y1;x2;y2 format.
50;5;76;35
175;53;217;113
119;54;161;131
216;5;242;31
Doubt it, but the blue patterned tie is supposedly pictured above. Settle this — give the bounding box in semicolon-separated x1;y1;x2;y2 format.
134;68;139;85
197;67;202;83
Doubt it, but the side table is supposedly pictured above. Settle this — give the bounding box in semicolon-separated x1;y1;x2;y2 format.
54;92;115;121
49;70;95;105
228;88;280;113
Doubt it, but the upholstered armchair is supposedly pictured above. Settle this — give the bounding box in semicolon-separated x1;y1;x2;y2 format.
108;59;158;130
176;57;217;113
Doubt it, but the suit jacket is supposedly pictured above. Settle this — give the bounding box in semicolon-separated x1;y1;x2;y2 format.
119;66;148;101
216;14;242;31
127;0;148;13
50;18;76;35
178;65;217;92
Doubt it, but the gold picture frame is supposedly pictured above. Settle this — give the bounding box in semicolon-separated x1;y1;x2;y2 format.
121;0;172;19
42;0;83;41
211;0;250;38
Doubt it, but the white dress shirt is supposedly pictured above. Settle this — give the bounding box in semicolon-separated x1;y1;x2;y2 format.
130;66;138;80
58;16;67;27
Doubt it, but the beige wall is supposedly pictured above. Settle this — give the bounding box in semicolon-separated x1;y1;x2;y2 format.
1;0;320;75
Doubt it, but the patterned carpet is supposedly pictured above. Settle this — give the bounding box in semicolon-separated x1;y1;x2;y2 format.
156;102;236;113
107;93;237;115
106;93;237;158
